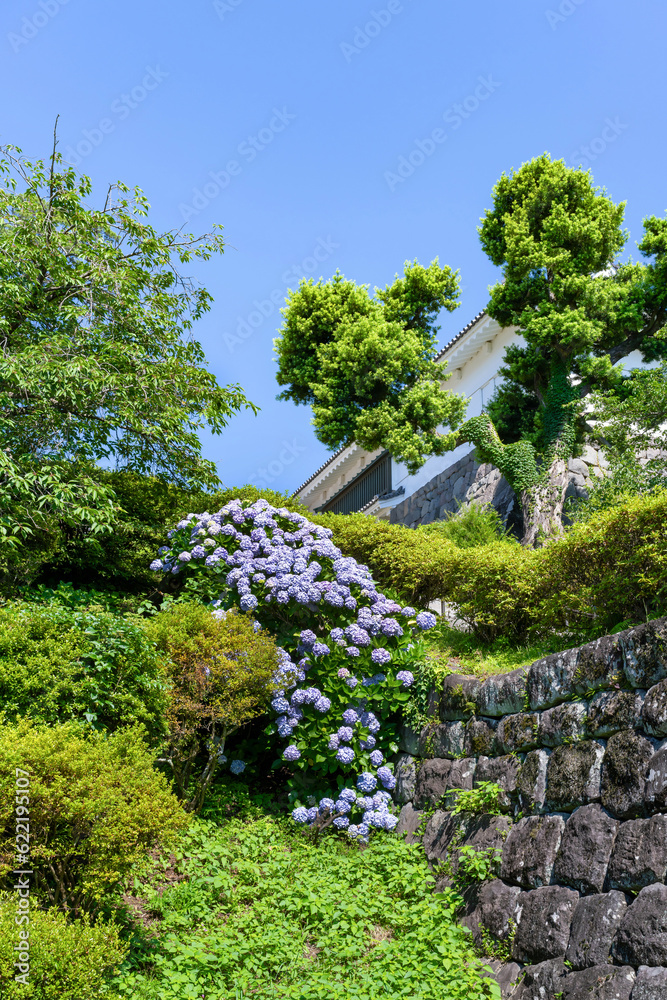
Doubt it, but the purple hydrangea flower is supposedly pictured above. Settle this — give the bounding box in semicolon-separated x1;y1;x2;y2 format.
381;618;403;638
337;726;353;743
360;736;376;750
328;734;340;750
357;772;377;793
149;559;163;572
312;642;330;657
272;697;290;714
345;646;360;658
240;594;258;611
299;629;317;648
191;545;206;559
292;807;309;824
401;606;416;617
342;709;359;725
337;667;350;679
319;797;335;813
415;611;437;630
369;750;384;767
397;670;414;688
178;551;192;562
371;648;391;666
230;760;246;774
345;676;359;689
283;745;301;762
314;696;331;713
339;787;357;803
377;766;396;790
333;815;350;829
336;747;355;764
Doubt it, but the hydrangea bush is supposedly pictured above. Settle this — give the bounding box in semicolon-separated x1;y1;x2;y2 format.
152;499;436;837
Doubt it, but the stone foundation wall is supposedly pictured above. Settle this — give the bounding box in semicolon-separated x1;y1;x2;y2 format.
388;446;610;530
394;618;667;999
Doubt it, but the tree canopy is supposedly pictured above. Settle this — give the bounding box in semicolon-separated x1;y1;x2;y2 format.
461;153;667;542
274;259;466;473
0;139;255;548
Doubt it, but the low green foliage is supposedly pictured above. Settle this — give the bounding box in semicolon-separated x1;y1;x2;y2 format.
421;620;557;678
143;602;280;812
0;721;187;914
115;814;499;1000
0;601;169;737
438;845;502;894
450;782;504;817
0;895;126;1000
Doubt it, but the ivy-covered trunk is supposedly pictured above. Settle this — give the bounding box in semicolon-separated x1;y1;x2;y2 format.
519;456;569;547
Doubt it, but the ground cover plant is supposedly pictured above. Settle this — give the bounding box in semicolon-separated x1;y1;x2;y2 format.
150;497;439;836
113;811;500;1000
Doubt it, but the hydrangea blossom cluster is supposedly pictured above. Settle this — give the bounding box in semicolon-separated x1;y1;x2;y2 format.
152;498;437;836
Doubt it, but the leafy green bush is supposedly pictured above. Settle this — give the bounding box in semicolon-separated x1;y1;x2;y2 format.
0;601;169;738
422;503;511;548
115;815;499;1000
0;721;187;914
143;602;280;813
0;895;126;999
450;782;504;817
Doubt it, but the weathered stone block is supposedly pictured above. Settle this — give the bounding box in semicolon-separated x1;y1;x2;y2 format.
632;966;667;1000
447;756;477;793
601;729;654;819
560;965;635;999
475;754;521;809
587;689;645;738
477;668;528;717
527;647;580;710
643;679;667;738
572;633;625;696
440;673;481;720
565;891;627;970
496;712;540;754
568;457;590;478
545;741;605;812
621;618;667;689
645;747;667;813
422;809;463;862
553;803;619;894
513;885;580;963
465;716;497;757
517;749;550;813
538;702;587;747
460;879;521;949
398;723;420;755
414;758;451;808
420;721;468;759
612;883;667;967
606;815;667;891
487;960;522;999
394;754;417;805
395;803;423;843
513;957;566;1000
501;814;565;888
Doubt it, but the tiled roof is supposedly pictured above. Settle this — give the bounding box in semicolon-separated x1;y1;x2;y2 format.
434;310;487;363
292;442;348;497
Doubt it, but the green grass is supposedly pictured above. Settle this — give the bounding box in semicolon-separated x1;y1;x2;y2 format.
422;619;559;678
113;810;500;1000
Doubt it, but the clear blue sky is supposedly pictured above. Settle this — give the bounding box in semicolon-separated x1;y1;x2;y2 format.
2;0;665;493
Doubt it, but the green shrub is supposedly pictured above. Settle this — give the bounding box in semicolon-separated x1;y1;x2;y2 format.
0;895;126;999
534;488;667;640
0;601;169;739
143;602;280;813
422;503;511;548
0;721;187;914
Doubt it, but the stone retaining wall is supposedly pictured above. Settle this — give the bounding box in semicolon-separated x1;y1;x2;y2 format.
394;618;667;999
388;446;608;530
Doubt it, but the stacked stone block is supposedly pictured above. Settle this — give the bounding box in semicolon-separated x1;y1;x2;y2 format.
395;618;667;998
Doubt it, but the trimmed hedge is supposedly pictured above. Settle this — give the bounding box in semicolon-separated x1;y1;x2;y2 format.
315;490;667;644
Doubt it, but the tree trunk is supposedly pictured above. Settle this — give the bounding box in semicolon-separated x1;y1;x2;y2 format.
519;457;569;547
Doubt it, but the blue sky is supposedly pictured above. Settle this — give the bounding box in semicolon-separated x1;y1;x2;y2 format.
2;0;665;493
